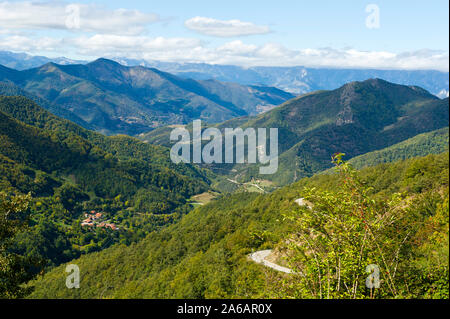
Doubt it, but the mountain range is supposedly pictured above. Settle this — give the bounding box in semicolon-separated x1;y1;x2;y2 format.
142;79;449;186
0;60;448;299
2;52;447;187
117;58;450;98
0;51;86;70
2;50;448;98
0;58;294;135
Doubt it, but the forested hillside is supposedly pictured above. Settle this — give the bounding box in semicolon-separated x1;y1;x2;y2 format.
347;127;449;169
0;81;447;300
0;81;93;129
141;79;449;187
29;152;449;299
0;95;210;274
0;0;448;303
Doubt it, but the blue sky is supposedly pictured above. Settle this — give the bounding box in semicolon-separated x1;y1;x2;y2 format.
101;0;449;51
0;0;448;70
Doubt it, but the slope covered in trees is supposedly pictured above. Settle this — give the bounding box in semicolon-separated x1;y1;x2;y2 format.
0;95;210;272
347;127;449;169
0;81;93;129
28;152;449;299
141;79;449;187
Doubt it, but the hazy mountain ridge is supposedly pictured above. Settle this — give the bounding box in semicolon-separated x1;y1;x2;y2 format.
116;58;449;98
2;51;448;98
0;58;294;135
0;51;87;70
142;79;449;186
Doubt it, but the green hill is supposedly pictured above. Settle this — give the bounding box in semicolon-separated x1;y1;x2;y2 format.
28;152;449;299
141;79;449;187
347;127;449;169
0;81;93;129
0;95;210;269
1;78;448;299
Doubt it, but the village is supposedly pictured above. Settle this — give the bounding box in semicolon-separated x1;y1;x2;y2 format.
81;210;119;231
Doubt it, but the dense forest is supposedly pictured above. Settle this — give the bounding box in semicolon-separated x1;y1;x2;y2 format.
0;84;448;299
0;95;210;283
341;127;448;169
26;152;449;299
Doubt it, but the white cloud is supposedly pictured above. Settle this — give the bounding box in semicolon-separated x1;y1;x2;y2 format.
287;47;449;71
0;1;159;35
185;16;271;37
69;35;202;56
217;40;258;55
257;43;288;58
0;35;63;52
0;33;448;72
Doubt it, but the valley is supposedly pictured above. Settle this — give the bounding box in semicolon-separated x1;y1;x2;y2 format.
0;0;449;308
0;55;448;300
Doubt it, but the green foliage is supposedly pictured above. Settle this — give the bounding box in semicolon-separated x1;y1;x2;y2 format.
29;153;449;299
1;82;448;299
0;95;210;277
278;154;411;298
54;184;89;211
348;127;449;169
0;192;41;298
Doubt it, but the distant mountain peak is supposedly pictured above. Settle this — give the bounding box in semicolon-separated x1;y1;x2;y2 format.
35;62;70;76
40;61;59;69
88;58;122;67
344;78;390;87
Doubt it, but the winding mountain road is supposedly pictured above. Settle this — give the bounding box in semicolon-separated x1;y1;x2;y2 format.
249;249;293;274
249;199;311;274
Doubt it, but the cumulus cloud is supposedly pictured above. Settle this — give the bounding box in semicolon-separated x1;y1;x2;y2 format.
287;47;449;71
69;35;203;56
0;35;63;52
0;1;159;35
0;1;447;72
0;33;447;72
217;40;258;55
185;16;271;37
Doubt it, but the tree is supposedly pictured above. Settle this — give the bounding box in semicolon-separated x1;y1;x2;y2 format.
281;154;410;298
0;191;38;298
